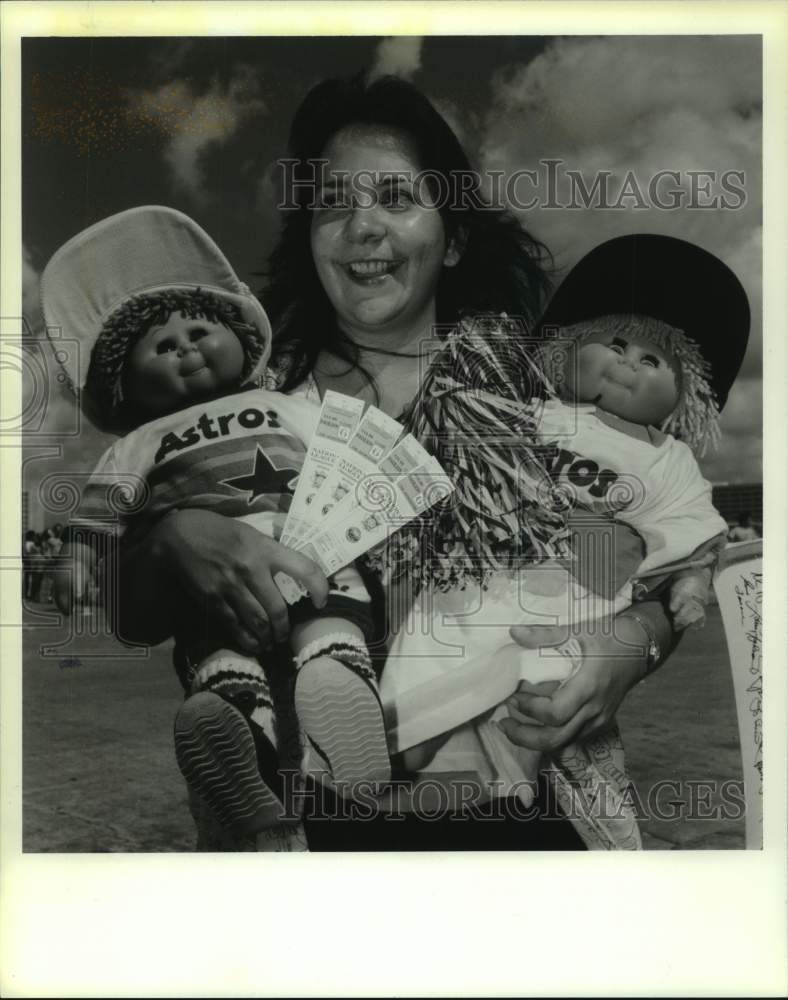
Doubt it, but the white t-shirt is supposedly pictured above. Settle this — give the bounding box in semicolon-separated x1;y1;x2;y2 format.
383;399;727;754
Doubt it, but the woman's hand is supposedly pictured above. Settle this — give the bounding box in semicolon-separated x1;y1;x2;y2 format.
117;509;329;651
497;612;661;751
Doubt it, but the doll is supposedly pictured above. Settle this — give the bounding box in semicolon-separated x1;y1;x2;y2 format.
377;234;749;788
43;206;390;849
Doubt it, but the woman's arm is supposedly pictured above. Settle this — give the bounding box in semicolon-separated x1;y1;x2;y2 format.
499;598;680;752
112;509;330;650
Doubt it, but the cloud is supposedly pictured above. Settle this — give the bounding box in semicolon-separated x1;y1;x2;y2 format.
698;376;762;483
21;340;115;530
480;36;762;483
700;437;762;486
370;37;424;81
482;36;761;263
146;38;200;79
725;225;762;381
255;158;285;249
22;415;116;531
126;68;267;204
430;96;474;150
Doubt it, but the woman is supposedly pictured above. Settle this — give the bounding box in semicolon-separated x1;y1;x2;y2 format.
116;75;679;850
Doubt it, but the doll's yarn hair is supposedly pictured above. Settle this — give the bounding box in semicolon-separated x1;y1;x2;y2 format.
541;313;721;456
83;288;267;433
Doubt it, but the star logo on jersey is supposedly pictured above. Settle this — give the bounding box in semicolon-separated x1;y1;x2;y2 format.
220;446;299;505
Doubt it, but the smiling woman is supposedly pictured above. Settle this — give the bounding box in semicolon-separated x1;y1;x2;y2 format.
251;76;684;851
266;74;551;408
113;75;685;853
309;125;461;346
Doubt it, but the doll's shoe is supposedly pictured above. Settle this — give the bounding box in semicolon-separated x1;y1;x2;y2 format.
174;692;285;837
255;821;310;852
294;656;391;794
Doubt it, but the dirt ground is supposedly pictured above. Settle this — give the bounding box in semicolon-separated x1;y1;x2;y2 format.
21;603;745;851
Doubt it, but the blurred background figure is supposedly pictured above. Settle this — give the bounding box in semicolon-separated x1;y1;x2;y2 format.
23;524;66;602
22;530;43;601
39;523;64;603
728;511;760;542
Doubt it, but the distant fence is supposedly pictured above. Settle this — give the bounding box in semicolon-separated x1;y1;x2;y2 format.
712;482;762;525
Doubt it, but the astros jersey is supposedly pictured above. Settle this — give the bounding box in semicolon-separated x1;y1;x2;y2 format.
537;398;727;573
73;388;321;542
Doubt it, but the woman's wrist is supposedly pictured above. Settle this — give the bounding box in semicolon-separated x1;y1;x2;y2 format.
615;600;675;680
616;610;661;680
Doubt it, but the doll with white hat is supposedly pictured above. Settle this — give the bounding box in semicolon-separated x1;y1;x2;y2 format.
42;206;390;849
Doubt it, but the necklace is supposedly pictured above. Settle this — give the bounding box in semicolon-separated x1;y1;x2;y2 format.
356;340;444;361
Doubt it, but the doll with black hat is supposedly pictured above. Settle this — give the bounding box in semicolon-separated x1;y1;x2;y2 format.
533;233;749;624
378;234;748;818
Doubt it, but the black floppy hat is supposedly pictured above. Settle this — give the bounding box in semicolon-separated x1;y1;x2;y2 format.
538;234;751;410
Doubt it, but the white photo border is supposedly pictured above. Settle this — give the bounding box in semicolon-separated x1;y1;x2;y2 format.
2;2;786;996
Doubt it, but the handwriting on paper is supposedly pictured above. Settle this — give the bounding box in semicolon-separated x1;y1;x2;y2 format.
734;570;762;789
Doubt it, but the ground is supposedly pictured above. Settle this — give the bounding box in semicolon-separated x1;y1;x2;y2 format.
21;603;745;851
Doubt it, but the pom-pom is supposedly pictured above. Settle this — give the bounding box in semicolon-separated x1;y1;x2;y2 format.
368;315;573;594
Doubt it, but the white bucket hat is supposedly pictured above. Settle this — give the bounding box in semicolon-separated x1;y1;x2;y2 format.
41;205;272;409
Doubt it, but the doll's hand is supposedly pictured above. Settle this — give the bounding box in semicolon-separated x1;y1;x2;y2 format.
498;619;647;751
669;574;708;631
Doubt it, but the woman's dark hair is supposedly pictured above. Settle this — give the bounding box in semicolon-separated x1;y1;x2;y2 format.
262;73;552;391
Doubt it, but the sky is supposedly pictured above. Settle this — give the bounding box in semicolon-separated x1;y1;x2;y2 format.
20;33;762;528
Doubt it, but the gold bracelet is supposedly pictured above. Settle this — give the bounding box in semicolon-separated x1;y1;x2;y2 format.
621;611;661;676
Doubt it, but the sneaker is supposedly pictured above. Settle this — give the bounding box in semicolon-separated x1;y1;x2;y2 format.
174;692;286;838
294;656;390;796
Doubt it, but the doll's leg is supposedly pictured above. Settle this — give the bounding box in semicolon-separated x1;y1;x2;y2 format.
396;733;453;773
188;647;277;736
292;618;390;795
174;650;303;845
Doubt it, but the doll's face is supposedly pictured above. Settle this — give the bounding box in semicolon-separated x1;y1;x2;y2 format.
568;330;681;426
123;312;245;418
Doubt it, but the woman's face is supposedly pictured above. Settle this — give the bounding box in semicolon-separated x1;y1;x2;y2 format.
310;125;457;341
